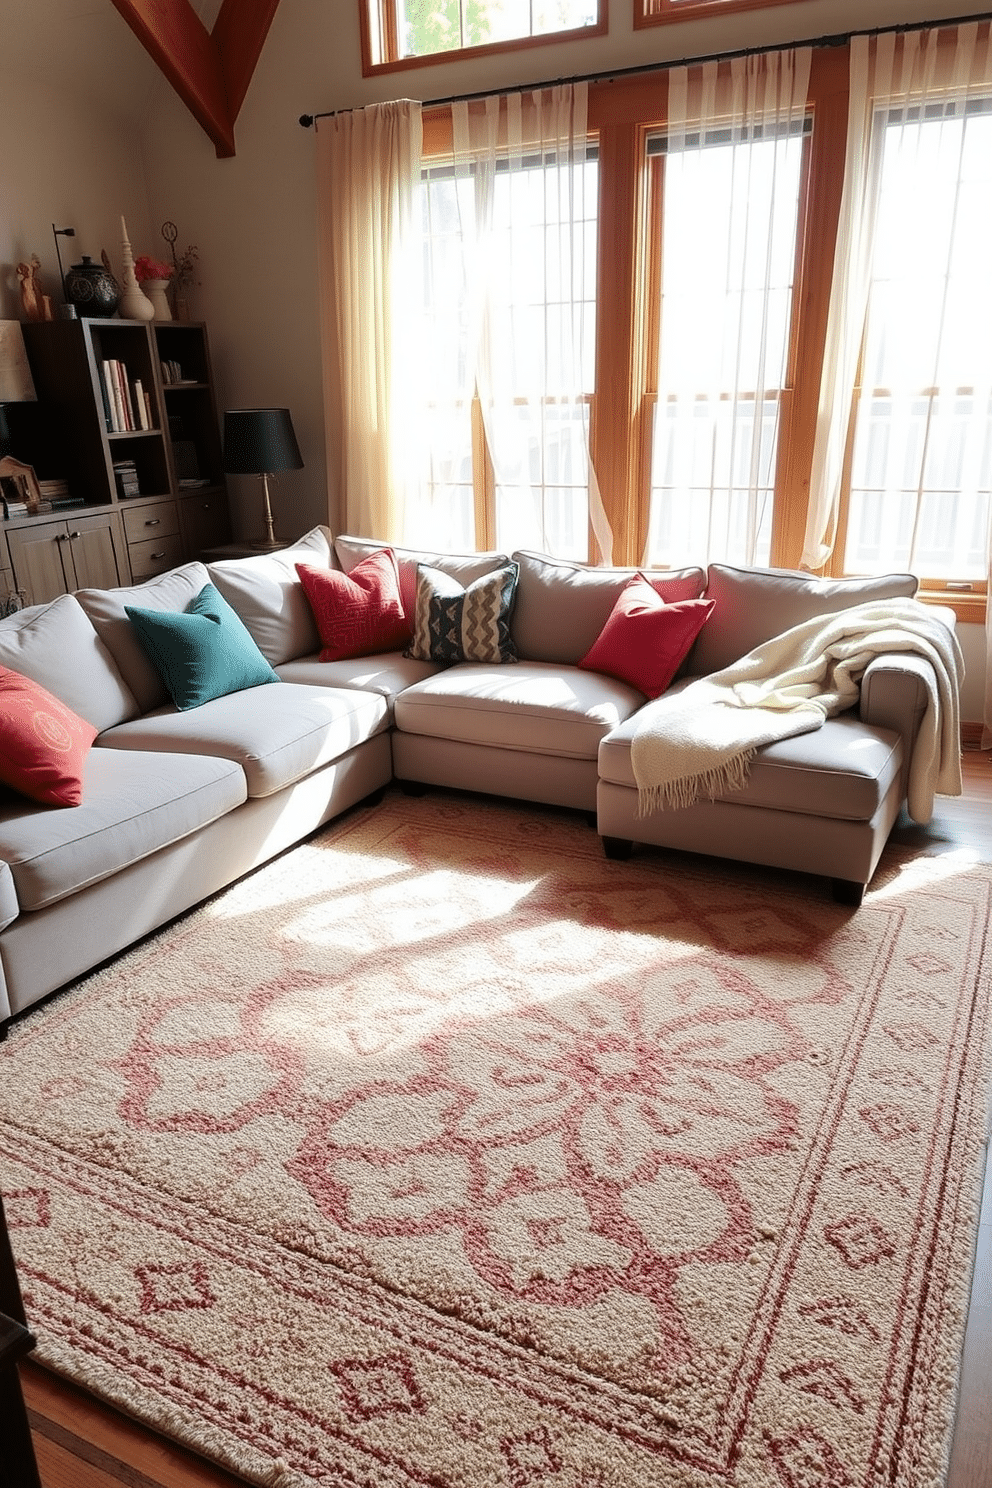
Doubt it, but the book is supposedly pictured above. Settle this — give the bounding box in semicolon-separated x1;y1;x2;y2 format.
134;377;149;431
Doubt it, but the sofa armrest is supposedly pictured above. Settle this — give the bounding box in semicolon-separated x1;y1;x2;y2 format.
859;653;937;797
0;862;18;935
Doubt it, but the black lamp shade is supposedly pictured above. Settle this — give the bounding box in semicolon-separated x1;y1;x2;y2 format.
223;409;303;476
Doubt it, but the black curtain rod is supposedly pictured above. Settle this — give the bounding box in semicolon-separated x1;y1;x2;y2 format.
298;8;992;127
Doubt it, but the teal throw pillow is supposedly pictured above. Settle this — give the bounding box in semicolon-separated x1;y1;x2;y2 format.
125;583;280;711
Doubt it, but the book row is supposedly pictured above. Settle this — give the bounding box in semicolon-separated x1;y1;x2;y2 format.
100;359;154;434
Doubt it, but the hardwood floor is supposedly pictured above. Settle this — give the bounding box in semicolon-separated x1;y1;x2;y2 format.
14;755;992;1488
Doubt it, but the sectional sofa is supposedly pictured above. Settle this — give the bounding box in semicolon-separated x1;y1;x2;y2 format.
0;525;959;1032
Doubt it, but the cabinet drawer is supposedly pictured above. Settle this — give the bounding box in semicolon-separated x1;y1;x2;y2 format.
128;533;185;580
122;501;180;544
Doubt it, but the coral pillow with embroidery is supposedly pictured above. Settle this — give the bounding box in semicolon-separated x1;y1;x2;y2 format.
578;574;715;698
296;550;411;662
0;666;98;806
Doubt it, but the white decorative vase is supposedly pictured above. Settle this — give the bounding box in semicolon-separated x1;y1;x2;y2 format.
144;279;172;321
117;216;154;322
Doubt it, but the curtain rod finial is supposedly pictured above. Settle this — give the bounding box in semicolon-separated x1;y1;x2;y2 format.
299;114;314;128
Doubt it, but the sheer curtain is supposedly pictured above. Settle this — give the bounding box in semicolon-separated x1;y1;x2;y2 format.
801;23;992;572
315;101;422;540
645;48;811;569
420;83;611;561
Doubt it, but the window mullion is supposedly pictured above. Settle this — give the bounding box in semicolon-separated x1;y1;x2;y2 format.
592;119;650;565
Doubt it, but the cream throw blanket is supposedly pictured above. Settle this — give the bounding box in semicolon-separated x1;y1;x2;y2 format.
631;598;964;825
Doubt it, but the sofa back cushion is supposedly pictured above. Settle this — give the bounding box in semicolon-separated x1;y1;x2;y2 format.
76;562;211;714
334;536;513;624
686;564;920;677
0;593;137;730
207;527;335;665
511;550;707;665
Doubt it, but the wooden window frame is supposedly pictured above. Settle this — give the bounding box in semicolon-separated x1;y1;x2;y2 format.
361;1;607;78
635;0;813;31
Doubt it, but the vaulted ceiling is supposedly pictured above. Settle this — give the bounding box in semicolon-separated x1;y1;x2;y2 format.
109;0;282;157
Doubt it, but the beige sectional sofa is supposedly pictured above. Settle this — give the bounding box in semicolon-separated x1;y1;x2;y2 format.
0;526;955;1031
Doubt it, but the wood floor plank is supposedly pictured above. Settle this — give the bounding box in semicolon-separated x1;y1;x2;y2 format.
20;1360;248;1487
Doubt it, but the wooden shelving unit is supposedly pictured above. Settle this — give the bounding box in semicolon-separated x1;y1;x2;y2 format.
8;318;232;605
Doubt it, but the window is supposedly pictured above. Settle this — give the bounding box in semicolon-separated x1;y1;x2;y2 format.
417;143;599;557
363;0;605;74
839;99;992;589
643;119;808;569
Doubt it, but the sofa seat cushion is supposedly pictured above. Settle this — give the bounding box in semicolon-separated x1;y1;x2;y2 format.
276;652;438;708
394;661;645;760
599;710;902;822
97;682;389;798
0;748;246;912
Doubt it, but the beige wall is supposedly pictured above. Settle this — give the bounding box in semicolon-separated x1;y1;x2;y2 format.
1;0;986;718
0;76;155;326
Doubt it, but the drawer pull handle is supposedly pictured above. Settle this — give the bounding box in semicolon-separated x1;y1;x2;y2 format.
150;550;166;559
69;531;80;540
146;519;161;527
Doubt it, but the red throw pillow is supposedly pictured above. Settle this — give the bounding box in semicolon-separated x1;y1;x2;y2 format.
296;550;411;662
0;667;97;806
578;574;715;698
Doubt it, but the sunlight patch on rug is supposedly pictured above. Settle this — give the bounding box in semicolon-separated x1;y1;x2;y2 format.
0;792;989;1488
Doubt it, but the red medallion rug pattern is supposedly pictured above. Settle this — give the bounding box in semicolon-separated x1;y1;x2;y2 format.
0;793;989;1488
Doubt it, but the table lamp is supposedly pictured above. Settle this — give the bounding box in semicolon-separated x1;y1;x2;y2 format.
222;408;303;549
0;321;42;513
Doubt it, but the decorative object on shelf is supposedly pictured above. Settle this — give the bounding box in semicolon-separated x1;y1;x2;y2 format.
161;221;199;321
63;253;121;319
134;256;174;320
223;408;303;549
117;217;154;321
51;224;76;300
16;255;53;321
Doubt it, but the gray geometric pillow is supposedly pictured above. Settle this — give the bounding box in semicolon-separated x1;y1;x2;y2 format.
405;562;519;665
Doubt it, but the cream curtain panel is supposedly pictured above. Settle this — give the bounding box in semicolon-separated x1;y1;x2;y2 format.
315;101;422;540
420;82;610;561
802;23;992;572
646;47;811;570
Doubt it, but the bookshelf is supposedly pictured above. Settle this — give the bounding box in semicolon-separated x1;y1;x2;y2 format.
12;319;232;603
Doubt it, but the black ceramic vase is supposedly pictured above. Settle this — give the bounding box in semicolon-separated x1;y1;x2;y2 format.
64;255;121;318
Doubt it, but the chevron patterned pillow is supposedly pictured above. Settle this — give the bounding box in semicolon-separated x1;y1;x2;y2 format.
406;562;519;665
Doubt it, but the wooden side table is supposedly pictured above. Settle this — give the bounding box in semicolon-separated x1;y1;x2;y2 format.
0;1193;42;1488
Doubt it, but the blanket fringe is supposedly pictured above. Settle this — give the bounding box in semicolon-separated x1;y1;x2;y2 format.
637;751;756;817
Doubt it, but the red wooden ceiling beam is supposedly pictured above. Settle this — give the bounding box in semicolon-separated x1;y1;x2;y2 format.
213;0;282;124
109;0;283;157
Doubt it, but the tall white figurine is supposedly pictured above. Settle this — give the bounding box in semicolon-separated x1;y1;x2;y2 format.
117;216;154;321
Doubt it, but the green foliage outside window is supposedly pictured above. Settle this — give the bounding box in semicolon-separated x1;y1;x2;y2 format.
401;0;493;57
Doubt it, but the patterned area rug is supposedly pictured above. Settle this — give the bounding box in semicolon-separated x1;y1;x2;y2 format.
0;792;989;1488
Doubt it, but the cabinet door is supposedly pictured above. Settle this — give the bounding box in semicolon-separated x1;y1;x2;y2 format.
179;492;231;555
65;513;129;590
5;523;74;605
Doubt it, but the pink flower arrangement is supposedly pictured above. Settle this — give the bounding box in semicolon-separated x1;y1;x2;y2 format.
134;255;174;283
